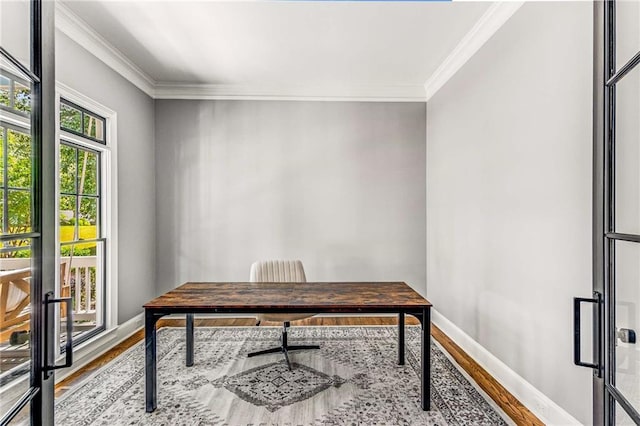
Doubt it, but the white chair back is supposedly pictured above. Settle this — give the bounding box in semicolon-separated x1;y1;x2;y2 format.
250;260;306;283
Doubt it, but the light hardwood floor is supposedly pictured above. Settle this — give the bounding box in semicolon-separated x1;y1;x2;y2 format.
54;316;542;425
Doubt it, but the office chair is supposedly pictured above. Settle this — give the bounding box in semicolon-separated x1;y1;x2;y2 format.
247;260;320;370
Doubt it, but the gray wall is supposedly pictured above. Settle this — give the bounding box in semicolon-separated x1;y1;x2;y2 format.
426;3;592;423
155;100;426;296
56;31;157;324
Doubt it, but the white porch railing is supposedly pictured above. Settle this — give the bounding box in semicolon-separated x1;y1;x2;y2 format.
61;256;98;323
0;256;98;324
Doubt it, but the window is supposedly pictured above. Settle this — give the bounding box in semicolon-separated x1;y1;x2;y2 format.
59;141;103;344
57;91;115;348
0;71;31;116
0;72;32;247
1;123;32;237
0;76;33;267
0;68;34;394
60;99;105;144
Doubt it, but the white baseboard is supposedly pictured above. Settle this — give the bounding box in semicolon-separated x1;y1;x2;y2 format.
432;309;581;426
55;312;144;384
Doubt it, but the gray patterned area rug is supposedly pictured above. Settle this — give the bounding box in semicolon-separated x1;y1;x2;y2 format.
55;326;508;425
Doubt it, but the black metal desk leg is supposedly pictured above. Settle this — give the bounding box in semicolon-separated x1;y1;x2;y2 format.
145;310;159;413
398;312;405;365
421;307;431;411
186;313;194;367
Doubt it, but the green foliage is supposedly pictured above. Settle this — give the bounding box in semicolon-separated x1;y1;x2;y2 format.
59;144;99;237
60;103;82;133
13;248;31;258
3;128;32;234
60;245;95;257
2;245;95;259
1;90;100;259
59;144;98;198
14;83;31;113
0;87;9;107
2;239;31;258
0;97;99;234
0;74;30;113
59;215;92;226
7;129;32;189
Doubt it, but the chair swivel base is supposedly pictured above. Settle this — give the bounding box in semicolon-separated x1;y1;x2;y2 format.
248;344;321;370
248;322;320;370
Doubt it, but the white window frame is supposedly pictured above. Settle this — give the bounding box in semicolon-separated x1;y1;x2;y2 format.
54;82;118;351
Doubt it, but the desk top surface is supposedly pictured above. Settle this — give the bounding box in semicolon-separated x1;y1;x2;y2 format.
144;282;431;311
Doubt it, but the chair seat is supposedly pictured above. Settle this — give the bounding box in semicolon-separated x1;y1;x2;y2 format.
257;313;315;323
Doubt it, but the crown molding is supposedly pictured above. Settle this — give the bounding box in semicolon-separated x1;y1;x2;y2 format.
154;82;426;102
423;1;524;101
55;2;156;97
55;1;520;103
52;2;423;102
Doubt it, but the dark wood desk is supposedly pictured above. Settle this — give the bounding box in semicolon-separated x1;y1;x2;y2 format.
143;282;432;413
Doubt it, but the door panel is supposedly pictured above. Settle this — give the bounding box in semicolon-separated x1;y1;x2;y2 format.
0;0;31;70
614;240;640;413
607;0;640;416
589;2;640;424
615;0;640;70
0;247;33;421
616;400;637;425
0;0;58;424
614;61;640;236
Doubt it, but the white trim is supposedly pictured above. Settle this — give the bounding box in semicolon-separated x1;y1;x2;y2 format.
154;83;426;102
53;3;426;102
56;81;117;118
54;2;155;97
54;312;144;384
0;112;30;129
423;1;524;101
431;309;581;426
55;82;119;334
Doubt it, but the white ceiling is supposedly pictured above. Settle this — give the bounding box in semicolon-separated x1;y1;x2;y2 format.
60;1;492;99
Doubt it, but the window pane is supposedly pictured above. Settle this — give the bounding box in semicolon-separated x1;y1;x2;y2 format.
83;113;104;141
6;400;29;425
616;401;638;425
12;81;30;114
78;150;98;195
0;0;31;70
59;144;77;194
0;75;9;107
0;243;33;420
0;189;3;232
616;0;640;70
7;129;31;189
615;241;640;415
59;195;76;242
95;119;104;141
0;126;4;186
614;62;640;235
79;197;97;240
7;190;30;233
61;240;104;343
60;103;82;134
